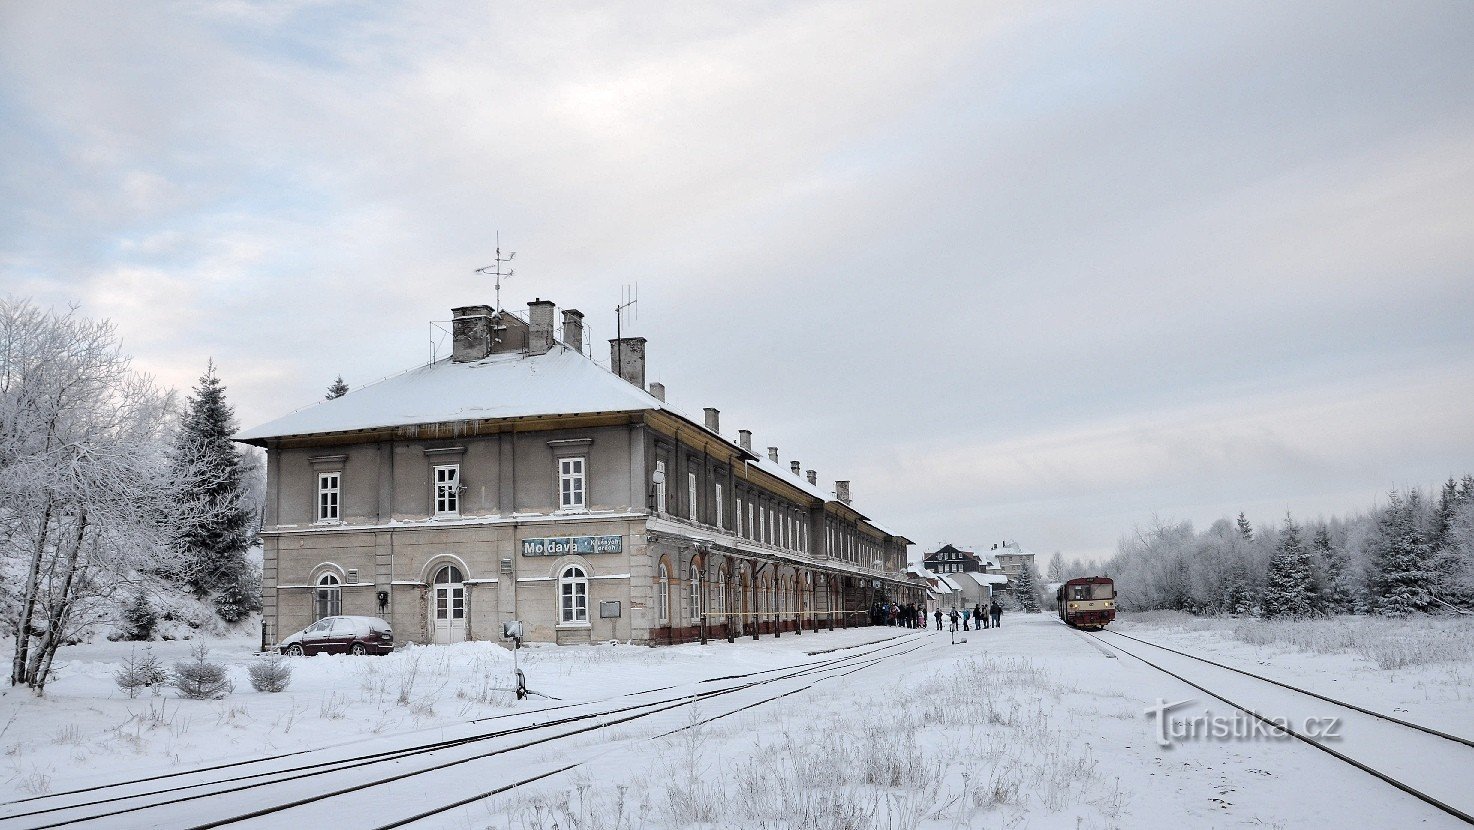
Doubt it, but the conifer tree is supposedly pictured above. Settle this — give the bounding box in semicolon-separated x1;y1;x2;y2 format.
1371;490;1435;615
1263;513;1314;617
122;590;158;641
171;361;254;603
326;375;349;400
1311;524;1354;614
1014;561;1042;612
1236;512;1254;541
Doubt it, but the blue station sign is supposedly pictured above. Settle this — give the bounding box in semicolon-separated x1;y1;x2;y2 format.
521;535;624;557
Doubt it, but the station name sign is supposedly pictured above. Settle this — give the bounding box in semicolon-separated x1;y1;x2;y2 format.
521;535;624;557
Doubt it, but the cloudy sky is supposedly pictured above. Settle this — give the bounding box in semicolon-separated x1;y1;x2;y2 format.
3;2;1472;561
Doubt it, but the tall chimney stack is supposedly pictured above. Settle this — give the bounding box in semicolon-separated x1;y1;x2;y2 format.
738;430;752;452
649;382;666;402
528;299;555;356
703;408;720;434
835;480;851;504
806;470;817;485
608;337;647;388
451;305;493;362
790;461;801;476
561;309;584;354
767;446;779;463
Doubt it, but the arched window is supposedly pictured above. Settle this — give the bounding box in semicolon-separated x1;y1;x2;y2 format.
689;566;702;622
657;564;670;624
315;573;341;620
559;565;588;624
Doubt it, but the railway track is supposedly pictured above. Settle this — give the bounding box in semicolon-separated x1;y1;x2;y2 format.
0;632;930;829
1085;628;1474;826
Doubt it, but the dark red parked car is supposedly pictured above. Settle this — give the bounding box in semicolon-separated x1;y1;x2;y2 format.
278;616;394;656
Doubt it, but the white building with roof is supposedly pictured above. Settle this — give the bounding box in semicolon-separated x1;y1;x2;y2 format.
236;299;920;648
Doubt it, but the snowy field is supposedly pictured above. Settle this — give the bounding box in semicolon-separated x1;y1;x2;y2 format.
2;614;1473;829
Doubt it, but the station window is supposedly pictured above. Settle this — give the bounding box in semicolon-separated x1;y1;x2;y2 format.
434;464;460;516
317;472;340;522
559;565;588;624
314;573;341;619
559;457;586;511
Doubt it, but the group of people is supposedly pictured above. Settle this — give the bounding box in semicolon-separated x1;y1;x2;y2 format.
868;599;1004;631
936;601;1002;631
870;601;925;627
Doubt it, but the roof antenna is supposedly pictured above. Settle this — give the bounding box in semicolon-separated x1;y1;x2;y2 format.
474;231;516;313
614;282;638;371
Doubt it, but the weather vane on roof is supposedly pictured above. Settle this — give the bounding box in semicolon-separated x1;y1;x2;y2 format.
474;232;516;313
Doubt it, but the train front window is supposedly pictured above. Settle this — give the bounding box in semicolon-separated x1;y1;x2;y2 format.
1091;583;1114;600
1070;585;1090;600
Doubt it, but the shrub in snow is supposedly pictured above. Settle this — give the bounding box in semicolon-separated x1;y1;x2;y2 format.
213;580;255;624
122;590;158;641
171;643;234;700
247;655;292;693
115;647;167;699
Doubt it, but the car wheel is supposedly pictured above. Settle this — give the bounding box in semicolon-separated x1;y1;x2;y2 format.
350;642;367;656
286;643;304;657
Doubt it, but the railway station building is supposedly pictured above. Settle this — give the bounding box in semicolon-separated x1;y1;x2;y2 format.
236;299;921;649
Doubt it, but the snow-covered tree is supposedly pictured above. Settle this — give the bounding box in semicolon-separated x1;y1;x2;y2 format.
325;375;349;400
1046;551;1065;582
1236;512;1254;541
1370;490;1435;615
1311;524;1355;614
1;298;189;694
1014;560;1043;612
170;362;255;606
1263;514;1314;618
121;589;157;641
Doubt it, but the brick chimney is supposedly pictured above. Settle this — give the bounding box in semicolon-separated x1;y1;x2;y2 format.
835;480;851;504
609;337;646;387
451;305;493;362
806;470;817;485
649;382;666;402
790;461;801;476
561;309;584;354
767;446;779;463
703;407;720;433
528;299;555;356
738;430;752;452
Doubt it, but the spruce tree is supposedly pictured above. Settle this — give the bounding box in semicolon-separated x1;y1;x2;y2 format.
326;375;349;400
1371;490;1435;615
1263;513;1314;617
1312;524;1354;614
122;590;158;641
172;361;253;603
1236;512;1254;541
1014;561;1042;612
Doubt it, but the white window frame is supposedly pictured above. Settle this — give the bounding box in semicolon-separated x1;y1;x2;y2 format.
657;564;670;624
317;472;340;523
747;503;754;540
315;573;341;619
655;460;667;515
687;471;698;522
689;566;702;621
559;565;589;625
434;464;460;517
736;496;744;537
559;457;586;512
715;482;724;530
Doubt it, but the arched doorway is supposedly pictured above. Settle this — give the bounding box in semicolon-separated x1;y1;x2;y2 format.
430;565;466;644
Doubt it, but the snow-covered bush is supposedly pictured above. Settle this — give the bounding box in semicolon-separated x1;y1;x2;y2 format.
247;655;292;693
114;647;167;699
171;643;233;700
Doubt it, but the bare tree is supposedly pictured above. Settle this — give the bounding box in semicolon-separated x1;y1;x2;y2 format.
0;298;235;694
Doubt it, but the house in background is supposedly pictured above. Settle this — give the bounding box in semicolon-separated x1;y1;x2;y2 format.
235;298;921;649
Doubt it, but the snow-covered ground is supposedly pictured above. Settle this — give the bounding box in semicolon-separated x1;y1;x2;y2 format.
3;613;1472;828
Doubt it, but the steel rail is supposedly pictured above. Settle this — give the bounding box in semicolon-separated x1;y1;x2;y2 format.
1085;631;1474;827
1101;629;1474;749
0;635;924;829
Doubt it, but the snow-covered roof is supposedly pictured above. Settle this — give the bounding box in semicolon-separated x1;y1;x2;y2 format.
747;451;833;505
937;575;963;592
958;571;1009;587
238;345;680;442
